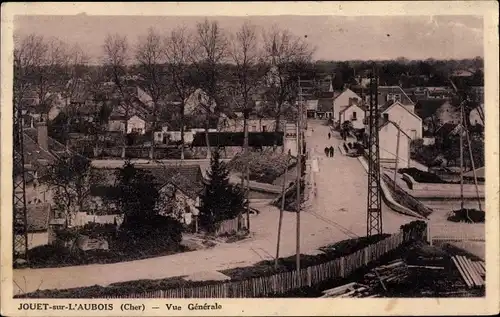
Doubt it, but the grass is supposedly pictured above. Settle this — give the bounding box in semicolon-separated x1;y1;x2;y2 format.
17;234;389;298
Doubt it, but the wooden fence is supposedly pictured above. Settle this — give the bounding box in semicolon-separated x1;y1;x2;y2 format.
105;231;405;298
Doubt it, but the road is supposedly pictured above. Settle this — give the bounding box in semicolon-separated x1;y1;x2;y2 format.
13;120;413;294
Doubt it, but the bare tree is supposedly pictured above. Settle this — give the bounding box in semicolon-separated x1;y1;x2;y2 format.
262;27;313;133
191;19;229;158
163;26;197;160
135;27;169;159
103;34;132;158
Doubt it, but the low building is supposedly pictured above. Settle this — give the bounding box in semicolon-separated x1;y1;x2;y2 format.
332;88;362;121
108;114;147;134
316;98;334;119
218;112;277;133
339;102;366;130
379;101;422;140
378;120;411;168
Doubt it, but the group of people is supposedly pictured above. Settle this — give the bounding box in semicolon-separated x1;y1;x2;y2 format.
324;146;335;157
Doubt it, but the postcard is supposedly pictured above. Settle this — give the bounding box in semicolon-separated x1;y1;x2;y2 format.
1;1;498;316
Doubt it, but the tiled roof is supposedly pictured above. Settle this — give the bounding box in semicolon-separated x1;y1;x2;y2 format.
22;133;57;166
94;165;204;200
26;203;51;232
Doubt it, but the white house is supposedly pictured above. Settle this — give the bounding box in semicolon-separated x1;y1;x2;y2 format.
108;115;147;134
378;120;411;168
332;88;362;121
380;101;422;140
218;112;276;133
469;103;484;126
184;88;216;115
339;102;366;129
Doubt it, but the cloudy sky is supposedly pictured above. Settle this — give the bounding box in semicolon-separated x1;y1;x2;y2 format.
14;15;483;63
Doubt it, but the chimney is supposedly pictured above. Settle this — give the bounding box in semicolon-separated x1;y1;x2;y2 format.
36;115;48;151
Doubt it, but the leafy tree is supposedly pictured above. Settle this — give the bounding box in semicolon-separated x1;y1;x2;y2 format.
199;149;245;232
42;154;99;226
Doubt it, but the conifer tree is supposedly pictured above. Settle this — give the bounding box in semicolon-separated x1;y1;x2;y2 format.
199;149;244;232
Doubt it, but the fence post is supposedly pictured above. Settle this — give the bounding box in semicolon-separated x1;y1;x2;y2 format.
427;222;433;246
340;257;346;278
307;267;312;287
363;247;368;265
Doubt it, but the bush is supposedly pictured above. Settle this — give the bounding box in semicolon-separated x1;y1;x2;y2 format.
398;167;447;183
228;150;295;184
400;220;428;241
79;222;117;239
447;208;485;223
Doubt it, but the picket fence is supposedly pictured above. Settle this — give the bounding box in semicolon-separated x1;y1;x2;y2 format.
105;231;405;298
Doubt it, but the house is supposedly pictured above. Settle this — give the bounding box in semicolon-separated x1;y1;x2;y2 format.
379;101;422;139
469;103;484;126
316;98;334;119
377;86;414;106
218;111;277;133
332;88;362;121
305;99;319;118
415;99;461;133
378;120;411;168
108;114;147;134
339;102;366;130
92;165;205;223
184;88;216;116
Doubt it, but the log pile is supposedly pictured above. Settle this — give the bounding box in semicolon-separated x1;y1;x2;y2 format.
320;259;409;298
451;256;485;288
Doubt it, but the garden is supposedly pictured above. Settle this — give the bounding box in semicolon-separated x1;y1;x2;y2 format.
227;149;297;184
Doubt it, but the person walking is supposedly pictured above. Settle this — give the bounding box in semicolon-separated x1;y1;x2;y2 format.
324;147;329;157
329;146;334;157
328;132;331;139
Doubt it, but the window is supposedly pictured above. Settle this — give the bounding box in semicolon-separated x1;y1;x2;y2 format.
352;111;357;121
383;113;389;121
410;129;417;139
262;125;267;132
251;125;257;132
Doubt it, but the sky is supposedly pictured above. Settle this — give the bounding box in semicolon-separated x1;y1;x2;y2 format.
14;15;483;63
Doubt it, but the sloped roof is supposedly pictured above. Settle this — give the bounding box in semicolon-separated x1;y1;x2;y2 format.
436;122;460;137
22;132;57;166
305;99;319;111
415;99;449;119
339;102;366;114
380;101;422;121
378;86;414;105
191;132;284;147
93;165;204;200
464;167;485;179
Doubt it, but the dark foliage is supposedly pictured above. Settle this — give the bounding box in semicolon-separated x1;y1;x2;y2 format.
398;167;447;184
199;150;245;232
447;208;485;223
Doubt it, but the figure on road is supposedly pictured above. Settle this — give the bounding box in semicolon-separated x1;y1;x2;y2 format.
329;146;334;157
328;132;331;139
324;147;329;157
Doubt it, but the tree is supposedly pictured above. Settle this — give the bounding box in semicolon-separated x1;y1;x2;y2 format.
102;34;133;158
199;149;245;232
163;26;197;160
191;19;229;158
41;154;99;226
262;26;313;134
135;28;169;159
114;161;183;248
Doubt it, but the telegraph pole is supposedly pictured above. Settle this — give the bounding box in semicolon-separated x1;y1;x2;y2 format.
296;77;303;277
366;66;383;236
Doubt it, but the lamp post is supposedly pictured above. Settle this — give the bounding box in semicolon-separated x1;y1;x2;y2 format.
193;196;201;234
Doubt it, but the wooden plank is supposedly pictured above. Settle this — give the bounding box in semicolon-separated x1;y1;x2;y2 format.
452;256;473;288
456;256;476;287
459;256;482;287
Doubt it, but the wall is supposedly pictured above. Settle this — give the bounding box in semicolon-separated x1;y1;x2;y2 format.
127;116;146;134
332;89;361;120
220;118;276;133
379;123;410;167
384;103;422;139
340;105;365;129
402;173;485;198
108;120;123;132
27;232;49;249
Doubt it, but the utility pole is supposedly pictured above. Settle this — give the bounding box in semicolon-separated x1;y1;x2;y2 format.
394;121;401;186
275;154;290;269
462;107;483;212
366;66;383;236
296;76;303;277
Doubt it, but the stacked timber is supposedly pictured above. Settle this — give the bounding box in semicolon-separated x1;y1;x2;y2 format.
451;256;485;288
